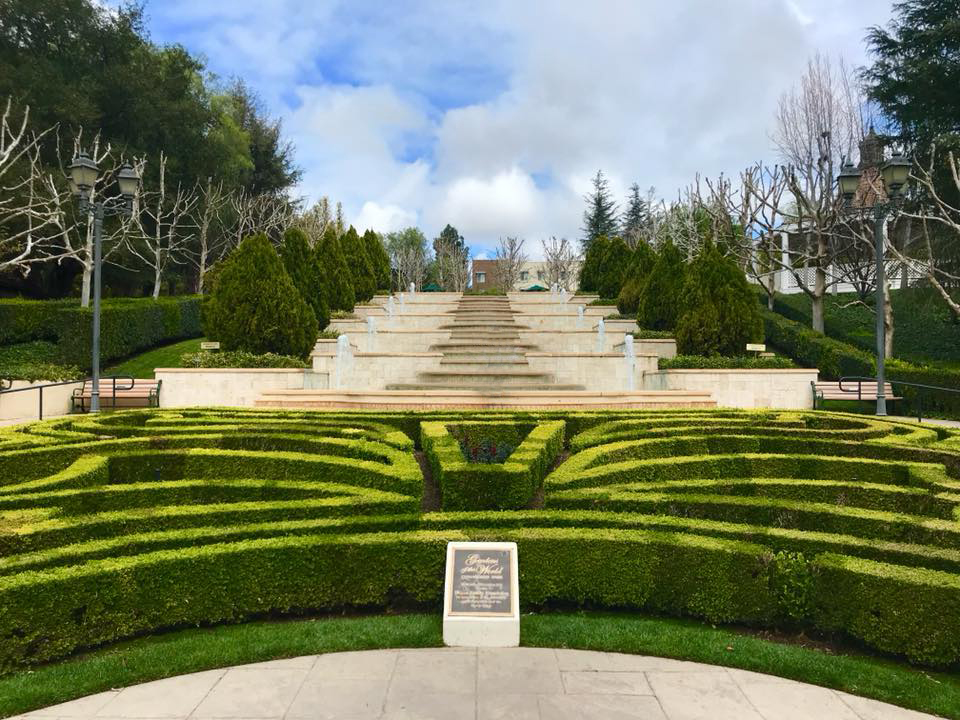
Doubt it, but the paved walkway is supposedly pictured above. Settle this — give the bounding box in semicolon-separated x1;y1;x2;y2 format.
12;648;940;720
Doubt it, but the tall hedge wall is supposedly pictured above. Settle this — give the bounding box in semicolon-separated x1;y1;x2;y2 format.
0;297;202;371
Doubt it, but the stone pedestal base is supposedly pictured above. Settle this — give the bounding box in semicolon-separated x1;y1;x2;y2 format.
442;541;519;648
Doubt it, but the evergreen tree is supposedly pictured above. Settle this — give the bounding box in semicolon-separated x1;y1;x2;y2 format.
363;229;392;291
675;242;763;356
280;227;329;330
617;240;656;314
340;225;377;303
620;183;649;243
203;234;317;359
315;225;355;311
596;236;633;299
577;235;610;293
637;240;686;330
581;170;619;251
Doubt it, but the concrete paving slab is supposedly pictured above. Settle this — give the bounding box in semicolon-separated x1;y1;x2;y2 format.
10;648;945;720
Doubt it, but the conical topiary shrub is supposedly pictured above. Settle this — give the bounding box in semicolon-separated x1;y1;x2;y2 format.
363;229;392;291
203;234;318;359
637;240;686;330
315;225;356;312
280;227;330;330
596;236;632;299
617;240;655;315
341;225;377;303
675;242;763;356
578;236;609;293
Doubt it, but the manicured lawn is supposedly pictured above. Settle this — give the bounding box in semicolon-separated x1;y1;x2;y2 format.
105;337;205;379
1;613;958;719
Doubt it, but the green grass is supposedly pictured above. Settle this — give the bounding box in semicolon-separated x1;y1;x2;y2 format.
2;613;959;719
105;337;205;379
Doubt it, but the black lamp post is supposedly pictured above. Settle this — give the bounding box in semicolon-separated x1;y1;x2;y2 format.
68;153;140;413
837;151;912;416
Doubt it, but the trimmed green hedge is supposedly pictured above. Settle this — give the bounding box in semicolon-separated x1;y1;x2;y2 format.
179;351;308;369
422;421;564;510
762;309;874;380
0;297;202;375
660;355;796;370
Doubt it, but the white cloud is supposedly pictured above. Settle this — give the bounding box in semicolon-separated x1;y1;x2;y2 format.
147;0;893;256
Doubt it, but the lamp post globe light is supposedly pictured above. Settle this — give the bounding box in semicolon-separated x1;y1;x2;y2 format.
836;149;912;417
68;153;140;413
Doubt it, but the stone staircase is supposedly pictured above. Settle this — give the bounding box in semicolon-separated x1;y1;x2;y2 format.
385;296;584;392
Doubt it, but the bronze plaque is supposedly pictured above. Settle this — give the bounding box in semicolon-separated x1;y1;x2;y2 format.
448;547;513;616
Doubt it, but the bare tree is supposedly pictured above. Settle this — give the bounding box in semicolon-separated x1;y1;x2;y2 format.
185;178;230;294
230;189;296;247
434;241;470;291
772;53;866;332
128;154;198;298
36;131;132;306
394;244;427;291
0;101;57;272
493;236;528;291
894;150;960;319
540;236;580;290
295;197;333;247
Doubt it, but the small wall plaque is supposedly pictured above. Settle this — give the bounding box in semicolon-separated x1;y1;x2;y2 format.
200;342;220;351
746;343;766;352
443;541;519;647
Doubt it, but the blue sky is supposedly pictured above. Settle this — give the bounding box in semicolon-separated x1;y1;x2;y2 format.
141;0;893;257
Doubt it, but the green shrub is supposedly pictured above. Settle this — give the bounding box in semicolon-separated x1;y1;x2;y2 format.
886;360;960;420
659;355;796;370
638;240;685;331
0;299;68;344
363;229;392;292
422;421;564;510
596;236;633;299
675;243;763;356
762;309;874;379
632;329;674;339
617;241;656;315
280;228;330;331
340;226;377;303
316;226;356;311
202;234;318;359
577;236;608;293
179;351;308;369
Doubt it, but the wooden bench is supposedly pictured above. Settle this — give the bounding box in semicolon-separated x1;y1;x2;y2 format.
72;379;161;412
811;381;901;410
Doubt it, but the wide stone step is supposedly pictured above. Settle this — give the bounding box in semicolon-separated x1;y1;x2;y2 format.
441;323;528;331
385;382;587;391
417;369;553;384
439;358;528;366
256;389;717;410
431;342;539;352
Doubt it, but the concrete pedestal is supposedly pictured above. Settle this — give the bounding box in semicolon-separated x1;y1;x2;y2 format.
443;541;519;647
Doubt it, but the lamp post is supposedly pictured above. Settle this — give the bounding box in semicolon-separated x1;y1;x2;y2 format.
68;153;140;413
837;151;912;416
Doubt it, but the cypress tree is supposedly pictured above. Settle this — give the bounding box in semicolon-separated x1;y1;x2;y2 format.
617;240;655;314
637;240;686;330
620;183;649;242
280;227;330;330
363;229;392;291
675;242;763;356
596;236;633;299
340;225;377;303
316;225;355;311
203;234;318;359
577;235;609;293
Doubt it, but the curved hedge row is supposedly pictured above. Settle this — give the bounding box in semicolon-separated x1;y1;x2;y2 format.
0;408;959;671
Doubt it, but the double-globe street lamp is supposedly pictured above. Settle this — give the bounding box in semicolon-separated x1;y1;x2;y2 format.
68;153;140;413
836;150;911;416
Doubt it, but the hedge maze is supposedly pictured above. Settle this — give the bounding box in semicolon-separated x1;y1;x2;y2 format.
1;408;959;672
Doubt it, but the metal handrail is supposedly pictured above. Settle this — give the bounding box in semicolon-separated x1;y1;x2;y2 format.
839;375;960;423
0;375;135;421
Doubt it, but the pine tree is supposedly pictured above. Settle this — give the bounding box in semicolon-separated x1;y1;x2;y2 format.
581;170;619;251
637;240;686;330
316;225;355;311
617;240;656;314
577;235;610;293
596;236;633;299
340;225;377;303
363;229;392;291
620;183;649;245
675;242;763;356
280;227;329;330
203;234;318;358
